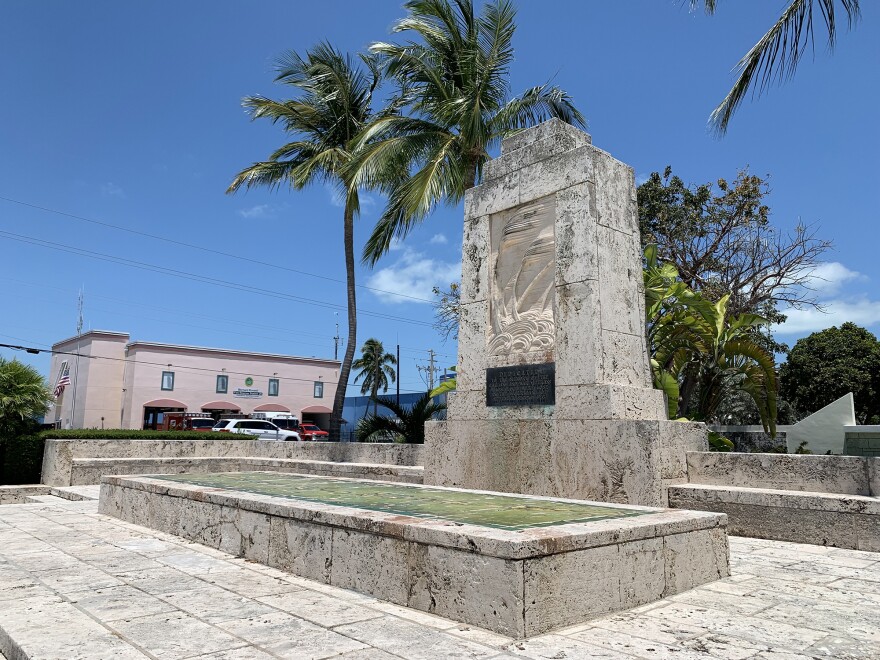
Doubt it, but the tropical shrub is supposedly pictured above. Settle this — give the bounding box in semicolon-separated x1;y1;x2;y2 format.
645;246;778;435
356;392;446;444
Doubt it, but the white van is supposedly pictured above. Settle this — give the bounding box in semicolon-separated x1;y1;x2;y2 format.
252;412;300;431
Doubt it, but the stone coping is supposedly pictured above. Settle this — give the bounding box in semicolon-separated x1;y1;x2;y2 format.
685;451;875;496
77;456;423;477
670;483;880;514
102;473;725;561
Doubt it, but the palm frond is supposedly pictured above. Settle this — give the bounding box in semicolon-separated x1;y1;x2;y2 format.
709;0;861;134
362;133;463;265
227;160;298;193
492;84;586;136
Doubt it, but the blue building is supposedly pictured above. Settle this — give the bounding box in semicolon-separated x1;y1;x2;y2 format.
340;391;447;442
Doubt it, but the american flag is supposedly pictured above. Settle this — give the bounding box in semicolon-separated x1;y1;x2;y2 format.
53;362;71;398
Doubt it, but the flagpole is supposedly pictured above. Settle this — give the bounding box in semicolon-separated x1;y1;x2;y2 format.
70;289;83;429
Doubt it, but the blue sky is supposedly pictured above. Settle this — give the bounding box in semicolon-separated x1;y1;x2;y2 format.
1;1;878;395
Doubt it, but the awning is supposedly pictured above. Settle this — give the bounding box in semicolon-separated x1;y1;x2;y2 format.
301;405;333;414
254;403;291;413
201;400;241;411
143;399;187;409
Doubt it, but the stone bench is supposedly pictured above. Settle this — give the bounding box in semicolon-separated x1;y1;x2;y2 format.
668;483;880;552
68;457;424;486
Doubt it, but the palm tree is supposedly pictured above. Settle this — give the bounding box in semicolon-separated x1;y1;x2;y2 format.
227;43;393;442
352;338;398;416
695;0;861;134
355;392;446;443
352;0;585;265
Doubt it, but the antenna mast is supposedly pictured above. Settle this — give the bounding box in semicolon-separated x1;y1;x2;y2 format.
70;288;84;428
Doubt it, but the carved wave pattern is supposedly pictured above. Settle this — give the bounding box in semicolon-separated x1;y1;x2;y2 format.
488;310;555;356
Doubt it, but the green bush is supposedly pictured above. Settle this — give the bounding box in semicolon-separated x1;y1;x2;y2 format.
0;418;45;485
41;429;235;440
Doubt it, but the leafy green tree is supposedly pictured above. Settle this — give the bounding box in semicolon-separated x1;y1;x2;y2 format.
352;338;398;416
355;392;446;444
779;322;880;423
227;44;396;442
693;1;861;134
638;167;829;324
0;357;51;484
353;0;585;264
0;357;51;437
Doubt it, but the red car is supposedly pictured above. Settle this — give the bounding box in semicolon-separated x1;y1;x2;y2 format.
298;423;329;441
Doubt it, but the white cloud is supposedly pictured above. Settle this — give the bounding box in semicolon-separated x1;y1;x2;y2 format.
802;262;865;296
388;237;404;252
367;249;460;304
325;183;345;208
101;182;126;198
429;233;448;245
238;204;272;219
776;296;880;335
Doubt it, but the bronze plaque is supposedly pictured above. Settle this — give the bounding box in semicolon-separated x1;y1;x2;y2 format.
486;363;555;407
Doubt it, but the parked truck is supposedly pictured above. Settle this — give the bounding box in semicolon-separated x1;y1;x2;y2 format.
161;412;216;432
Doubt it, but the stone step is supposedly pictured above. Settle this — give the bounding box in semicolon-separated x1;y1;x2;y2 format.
49;485;101;501
669;483;880;552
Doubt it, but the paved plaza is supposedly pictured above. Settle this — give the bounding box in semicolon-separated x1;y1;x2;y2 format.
0;491;878;659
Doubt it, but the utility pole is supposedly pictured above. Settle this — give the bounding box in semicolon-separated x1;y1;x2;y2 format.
333;313;340;361
417;349;440;392
70;288;83;429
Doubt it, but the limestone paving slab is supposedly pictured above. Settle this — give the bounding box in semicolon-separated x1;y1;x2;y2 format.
0;496;879;658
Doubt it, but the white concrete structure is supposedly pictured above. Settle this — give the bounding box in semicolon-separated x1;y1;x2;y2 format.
48;331;339;430
782;393;856;454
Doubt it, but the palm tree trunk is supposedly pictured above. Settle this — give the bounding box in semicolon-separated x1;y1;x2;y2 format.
329;205;357;442
463;155;479;190
372;380;379;417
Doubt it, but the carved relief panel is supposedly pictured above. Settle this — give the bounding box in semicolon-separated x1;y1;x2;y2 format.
488;197;556;357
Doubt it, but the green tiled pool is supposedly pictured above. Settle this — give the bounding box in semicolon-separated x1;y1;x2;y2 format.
150;472;647;531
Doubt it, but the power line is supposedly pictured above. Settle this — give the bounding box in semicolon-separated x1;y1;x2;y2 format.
1;276;334;341
0;195;434;303
0;340;431;395
0;230;434;327
2;286;336;353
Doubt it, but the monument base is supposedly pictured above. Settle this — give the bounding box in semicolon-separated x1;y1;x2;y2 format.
99;472;728;638
424;418;707;506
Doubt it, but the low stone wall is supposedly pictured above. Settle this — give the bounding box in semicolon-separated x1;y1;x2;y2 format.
42;439;424;487
685;451;876;495
669;484;880;551
0;485;51;504
67;457;423;486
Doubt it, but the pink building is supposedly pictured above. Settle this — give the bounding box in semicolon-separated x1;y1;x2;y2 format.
49;331;340;430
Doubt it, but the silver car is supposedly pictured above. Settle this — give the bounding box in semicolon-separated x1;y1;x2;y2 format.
212;419;300;441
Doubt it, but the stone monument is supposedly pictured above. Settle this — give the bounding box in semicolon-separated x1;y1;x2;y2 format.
425;119;707;507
